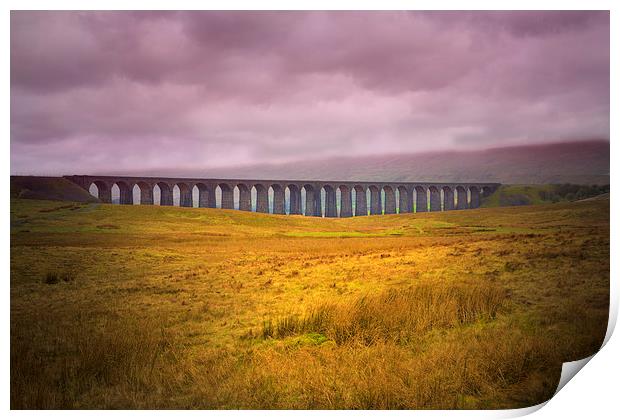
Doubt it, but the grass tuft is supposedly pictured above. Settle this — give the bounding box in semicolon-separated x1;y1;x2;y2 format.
44;272;60;284
44;271;76;284
263;280;506;345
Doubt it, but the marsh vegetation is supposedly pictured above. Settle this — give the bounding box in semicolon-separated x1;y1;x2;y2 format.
10;197;609;409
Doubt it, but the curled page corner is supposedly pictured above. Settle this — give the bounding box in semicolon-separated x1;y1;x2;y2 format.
602;306;617;348
503;291;616;417
554;355;595;396
496;354;598;418
498;401;547;418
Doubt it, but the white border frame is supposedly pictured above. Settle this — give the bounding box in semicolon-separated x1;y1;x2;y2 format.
3;2;616;419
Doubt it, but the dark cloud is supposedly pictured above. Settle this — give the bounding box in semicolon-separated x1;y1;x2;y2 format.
10;11;609;175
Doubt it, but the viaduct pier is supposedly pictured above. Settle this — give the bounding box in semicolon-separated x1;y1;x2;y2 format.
65;175;500;217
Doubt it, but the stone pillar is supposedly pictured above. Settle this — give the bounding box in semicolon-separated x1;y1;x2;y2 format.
339;186;352;218
180;186;193;207
398;187;411;213
221;186;234;209
384;187;396;214
256;186;269;213
415;187;427;212
304;187;316;216
355;186;367;216
470;187;481;209
289;186;301;215
159;183;173;206
119;183;133;205
98;183;112;203
324;187;337;217
273;186;285;214
429;188;441;212
443;187;454;211
238;186;251;211
197;186;207;208
369;187;381;215
207;185;217;208
456;187;468;210
198;185;213;208
140;184;153;205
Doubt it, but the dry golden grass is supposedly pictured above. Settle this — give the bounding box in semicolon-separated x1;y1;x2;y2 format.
263;280;505;344
11;312;178;409
10;197;609;409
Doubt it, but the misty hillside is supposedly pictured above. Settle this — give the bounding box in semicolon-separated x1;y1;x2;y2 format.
120;141;609;185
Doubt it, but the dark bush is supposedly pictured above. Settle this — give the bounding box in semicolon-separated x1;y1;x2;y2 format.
43;271;75;284
62;272;75;282
44;272;60;284
500;194;531;206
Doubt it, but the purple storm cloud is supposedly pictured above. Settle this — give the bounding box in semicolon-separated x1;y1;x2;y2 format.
10;11;609;175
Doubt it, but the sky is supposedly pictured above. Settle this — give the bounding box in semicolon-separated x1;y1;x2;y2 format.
10;11;610;175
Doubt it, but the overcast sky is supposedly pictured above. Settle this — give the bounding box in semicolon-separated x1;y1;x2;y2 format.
10;11;609;175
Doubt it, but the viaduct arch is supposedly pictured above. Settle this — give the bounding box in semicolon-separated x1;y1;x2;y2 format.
65;175;499;218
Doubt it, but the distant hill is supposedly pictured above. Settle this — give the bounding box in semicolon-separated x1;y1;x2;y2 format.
481;184;610;208
11;176;99;203
120;140;609;185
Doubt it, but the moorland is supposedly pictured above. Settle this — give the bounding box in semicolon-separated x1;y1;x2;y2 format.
10;191;609;409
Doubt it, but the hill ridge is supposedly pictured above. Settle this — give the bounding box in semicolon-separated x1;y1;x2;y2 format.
107;140;609;185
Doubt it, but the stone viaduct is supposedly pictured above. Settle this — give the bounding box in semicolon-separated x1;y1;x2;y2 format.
64;175;500;217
